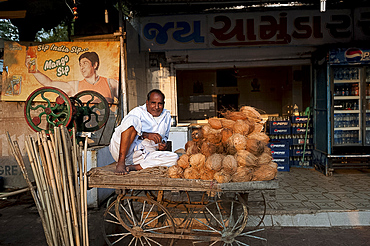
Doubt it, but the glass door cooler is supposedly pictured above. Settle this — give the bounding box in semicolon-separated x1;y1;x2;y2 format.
332;66;361;146
313;47;370;176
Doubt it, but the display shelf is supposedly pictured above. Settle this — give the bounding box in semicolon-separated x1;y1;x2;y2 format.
334;79;360;83
334;127;360;131
333;96;360;100
334;110;360;113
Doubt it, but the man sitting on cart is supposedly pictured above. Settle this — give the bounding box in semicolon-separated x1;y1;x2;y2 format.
109;89;178;175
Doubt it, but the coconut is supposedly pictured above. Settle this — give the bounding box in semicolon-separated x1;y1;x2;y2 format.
184;167;200;179
234;150;258;167
215;142;225;154
252;165;277;181
248;132;270;144
222;155;238;175
264;146;272;155
208;117;223;129
228;133;247;151
177;154;190;169
231;166;254;182
239;106;262;122
257;152;273;165
200;141;217;158
185;141;200;155
221;128;233;143
205;153;224;171
245;138;265;156
252;123;264;134
189;153;206;169
225;143;238;155
168;165;184;178
191;129;203;142
268;161;278;169
202;124;222;144
220;118;236;129
221;111;248;121
233;119;250;135
214;171;232;183
200;169;216;180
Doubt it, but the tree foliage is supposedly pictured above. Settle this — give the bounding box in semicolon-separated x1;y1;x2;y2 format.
0;19;19;41
35;22;69;42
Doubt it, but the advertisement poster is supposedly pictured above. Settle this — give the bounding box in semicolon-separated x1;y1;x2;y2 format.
1;41;120;104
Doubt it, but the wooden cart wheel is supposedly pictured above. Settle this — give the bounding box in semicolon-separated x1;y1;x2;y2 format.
116;195;176;246
103;198;131;245
190;197;267;246
240;191;267;229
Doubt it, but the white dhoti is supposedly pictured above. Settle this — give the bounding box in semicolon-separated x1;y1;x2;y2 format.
123;139;178;169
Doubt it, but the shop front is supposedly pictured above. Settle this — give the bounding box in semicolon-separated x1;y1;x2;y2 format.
126;6;370;172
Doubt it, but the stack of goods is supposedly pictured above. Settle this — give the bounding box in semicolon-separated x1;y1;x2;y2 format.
7;126;89;246
168;106;278;183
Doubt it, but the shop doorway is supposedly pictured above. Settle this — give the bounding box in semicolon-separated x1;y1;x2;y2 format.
217;94;239;117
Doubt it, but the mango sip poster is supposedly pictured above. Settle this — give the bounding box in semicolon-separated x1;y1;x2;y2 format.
1;41;120;104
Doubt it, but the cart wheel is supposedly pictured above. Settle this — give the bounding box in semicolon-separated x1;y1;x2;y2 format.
190;198;267;246
71;90;109;132
24;87;73;134
116;196;176;246
103;198;131;245
240;191;267;229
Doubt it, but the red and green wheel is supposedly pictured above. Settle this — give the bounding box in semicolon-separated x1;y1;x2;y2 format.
24;87;73;134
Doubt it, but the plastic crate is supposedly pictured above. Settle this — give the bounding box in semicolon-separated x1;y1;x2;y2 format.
268;141;290;150
269;121;291;128
291;116;308;123
269;127;291;135
277;163;290;172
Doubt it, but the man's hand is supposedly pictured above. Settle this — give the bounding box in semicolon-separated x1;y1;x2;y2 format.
158;142;167;151
143;132;162;144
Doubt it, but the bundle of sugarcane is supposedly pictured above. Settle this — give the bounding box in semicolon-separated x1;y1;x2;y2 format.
6;125;89;246
168;106;277;182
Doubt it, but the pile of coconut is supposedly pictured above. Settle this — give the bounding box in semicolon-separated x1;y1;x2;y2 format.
168;106;278;183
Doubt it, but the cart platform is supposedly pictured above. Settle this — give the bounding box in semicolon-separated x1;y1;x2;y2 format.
88;163;279;192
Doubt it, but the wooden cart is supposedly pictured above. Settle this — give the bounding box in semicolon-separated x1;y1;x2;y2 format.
88;164;278;246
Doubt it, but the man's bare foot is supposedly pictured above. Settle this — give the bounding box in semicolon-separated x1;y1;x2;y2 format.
115;164;129;175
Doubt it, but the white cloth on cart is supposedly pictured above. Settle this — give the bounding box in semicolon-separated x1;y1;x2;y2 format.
109;104;178;169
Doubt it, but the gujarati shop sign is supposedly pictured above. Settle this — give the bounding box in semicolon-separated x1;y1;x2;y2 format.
137;8;370;51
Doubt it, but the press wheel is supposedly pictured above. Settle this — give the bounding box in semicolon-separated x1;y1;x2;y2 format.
24;87;73;134
72;90;109;132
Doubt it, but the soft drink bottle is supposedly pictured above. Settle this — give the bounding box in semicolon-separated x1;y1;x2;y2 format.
27;46;37;73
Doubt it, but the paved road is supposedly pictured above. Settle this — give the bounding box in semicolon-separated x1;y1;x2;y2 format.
1;202;370;246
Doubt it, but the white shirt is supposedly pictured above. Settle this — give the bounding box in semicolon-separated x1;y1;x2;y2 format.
109;104;172;163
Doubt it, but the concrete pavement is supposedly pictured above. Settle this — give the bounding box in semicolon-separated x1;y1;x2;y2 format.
1;167;370;245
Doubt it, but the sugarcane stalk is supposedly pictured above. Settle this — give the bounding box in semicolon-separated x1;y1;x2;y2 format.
24;138;52;242
54;127;74;246
83;136;89;246
72;127;82;236
41;131;69;246
61;125;81;246
6;132;53;246
30;135;59;245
